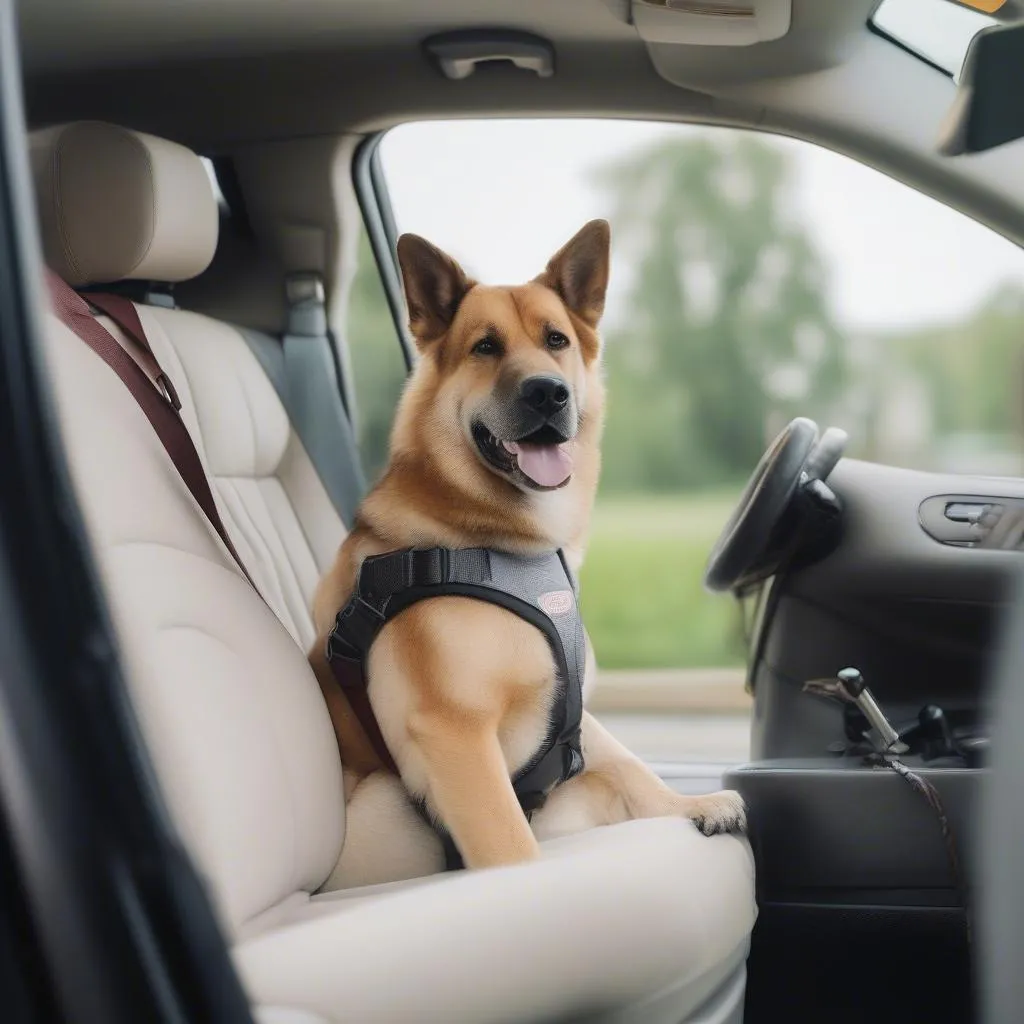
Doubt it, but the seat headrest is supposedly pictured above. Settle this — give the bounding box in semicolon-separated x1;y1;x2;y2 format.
30;121;218;288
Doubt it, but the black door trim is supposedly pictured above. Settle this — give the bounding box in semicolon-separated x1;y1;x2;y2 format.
0;6;254;1021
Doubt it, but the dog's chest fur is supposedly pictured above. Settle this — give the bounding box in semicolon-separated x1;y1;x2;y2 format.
363;594;561;812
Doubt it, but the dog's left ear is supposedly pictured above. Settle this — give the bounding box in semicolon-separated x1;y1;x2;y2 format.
536;219;610;328
396;233;475;348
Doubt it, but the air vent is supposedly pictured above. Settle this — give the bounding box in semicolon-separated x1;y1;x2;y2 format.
631;0;790;46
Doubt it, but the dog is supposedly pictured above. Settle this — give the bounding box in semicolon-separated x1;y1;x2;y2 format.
309;220;746;888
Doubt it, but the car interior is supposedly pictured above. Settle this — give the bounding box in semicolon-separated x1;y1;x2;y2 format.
3;0;1024;1022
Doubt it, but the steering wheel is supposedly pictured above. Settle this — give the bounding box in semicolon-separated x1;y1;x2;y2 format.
704;418;846;593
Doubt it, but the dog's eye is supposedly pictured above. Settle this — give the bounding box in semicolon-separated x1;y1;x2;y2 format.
472;337;502;357
546;331;570;351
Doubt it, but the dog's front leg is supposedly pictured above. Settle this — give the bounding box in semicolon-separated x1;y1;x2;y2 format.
409;710;541;869
532;712;746;840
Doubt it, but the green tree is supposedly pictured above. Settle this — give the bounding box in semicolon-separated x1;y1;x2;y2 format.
344;229;409;483
596;132;848;492
889;282;1024;442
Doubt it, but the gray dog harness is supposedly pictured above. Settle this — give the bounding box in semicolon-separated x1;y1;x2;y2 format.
326;546;586;869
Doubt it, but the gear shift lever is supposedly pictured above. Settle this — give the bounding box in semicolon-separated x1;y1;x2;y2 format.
836;667;909;755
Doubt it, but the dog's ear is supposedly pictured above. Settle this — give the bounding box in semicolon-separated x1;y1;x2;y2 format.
536;219;610;328
396;234;475;347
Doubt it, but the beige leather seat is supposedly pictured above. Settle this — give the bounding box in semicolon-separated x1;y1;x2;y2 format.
30;119;756;1023
32;120;342;651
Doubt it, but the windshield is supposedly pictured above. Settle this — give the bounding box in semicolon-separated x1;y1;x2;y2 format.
872;0;998;81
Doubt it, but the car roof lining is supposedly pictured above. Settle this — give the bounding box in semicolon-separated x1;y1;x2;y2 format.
16;0;1024;255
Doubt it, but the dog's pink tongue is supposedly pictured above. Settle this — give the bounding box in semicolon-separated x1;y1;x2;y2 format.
504;441;573;487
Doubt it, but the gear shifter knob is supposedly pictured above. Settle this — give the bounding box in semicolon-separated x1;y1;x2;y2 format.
837;667;866;698
837;666;907;754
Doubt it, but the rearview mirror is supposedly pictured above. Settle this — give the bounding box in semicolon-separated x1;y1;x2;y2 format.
938;19;1024;155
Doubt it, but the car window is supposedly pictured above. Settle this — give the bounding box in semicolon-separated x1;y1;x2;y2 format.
366;117;1024;765
345;227;408;484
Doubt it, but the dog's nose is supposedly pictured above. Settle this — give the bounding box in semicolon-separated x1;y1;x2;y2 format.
521;376;570;417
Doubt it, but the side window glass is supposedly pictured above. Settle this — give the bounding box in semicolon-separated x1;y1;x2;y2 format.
377;119;1024;766
345;227;408;484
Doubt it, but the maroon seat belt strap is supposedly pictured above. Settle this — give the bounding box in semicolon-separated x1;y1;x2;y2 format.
86;290;184;412
45;269;263;599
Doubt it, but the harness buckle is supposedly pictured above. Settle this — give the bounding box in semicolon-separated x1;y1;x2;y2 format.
566;743;585;781
326;596;386;662
406;547;450;587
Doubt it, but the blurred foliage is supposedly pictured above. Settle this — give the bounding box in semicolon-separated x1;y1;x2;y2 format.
345;230;408;484
597;133;848;492
579;493;744;669
878;283;1024;448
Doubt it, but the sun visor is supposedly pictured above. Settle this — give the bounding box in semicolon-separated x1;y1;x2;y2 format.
938;20;1024;156
631;0;792;47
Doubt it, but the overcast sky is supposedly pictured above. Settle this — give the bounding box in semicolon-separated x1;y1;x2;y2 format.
380;118;1024;334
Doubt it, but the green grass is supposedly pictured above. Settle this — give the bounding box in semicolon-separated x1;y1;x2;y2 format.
579;492;746;670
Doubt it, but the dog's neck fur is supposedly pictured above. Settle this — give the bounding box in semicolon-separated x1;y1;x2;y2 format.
356;358;603;572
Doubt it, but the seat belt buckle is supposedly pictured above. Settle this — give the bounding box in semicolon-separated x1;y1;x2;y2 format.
285;272;327;338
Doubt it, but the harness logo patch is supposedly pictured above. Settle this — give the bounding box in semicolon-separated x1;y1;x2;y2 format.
538;590;574;616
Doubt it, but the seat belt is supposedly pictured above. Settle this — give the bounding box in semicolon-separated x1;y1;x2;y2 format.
238;272;366;526
45;270;263;599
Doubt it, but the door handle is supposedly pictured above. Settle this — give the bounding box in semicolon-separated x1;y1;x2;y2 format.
944;502;990;524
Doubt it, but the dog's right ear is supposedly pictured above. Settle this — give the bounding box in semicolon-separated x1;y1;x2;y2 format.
396;234;474;348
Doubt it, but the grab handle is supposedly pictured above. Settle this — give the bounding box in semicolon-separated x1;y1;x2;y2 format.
424;30;555;80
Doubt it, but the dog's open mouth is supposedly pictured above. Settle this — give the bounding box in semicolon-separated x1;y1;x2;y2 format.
472;422;574;490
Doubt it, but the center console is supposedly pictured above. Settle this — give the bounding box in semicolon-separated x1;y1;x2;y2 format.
726;665;983;1021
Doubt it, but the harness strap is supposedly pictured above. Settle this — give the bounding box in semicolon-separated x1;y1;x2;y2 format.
325;550;489;773
326;546;586;834
46;271;262;598
327;656;398;773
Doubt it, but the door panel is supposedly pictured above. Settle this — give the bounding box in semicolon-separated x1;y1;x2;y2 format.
751;457;1017;759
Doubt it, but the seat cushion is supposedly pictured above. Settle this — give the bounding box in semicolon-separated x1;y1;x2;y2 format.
235;818;756;1023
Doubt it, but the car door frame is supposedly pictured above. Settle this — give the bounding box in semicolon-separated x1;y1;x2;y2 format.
0;5;255;1021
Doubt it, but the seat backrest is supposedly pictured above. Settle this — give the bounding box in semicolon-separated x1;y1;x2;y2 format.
132;301;344;650
31;119;347;651
30;120;346;934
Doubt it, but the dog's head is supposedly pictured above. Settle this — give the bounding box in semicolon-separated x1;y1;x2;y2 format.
394;220;609;497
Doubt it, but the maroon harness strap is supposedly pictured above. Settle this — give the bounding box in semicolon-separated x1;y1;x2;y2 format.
45;270;262;598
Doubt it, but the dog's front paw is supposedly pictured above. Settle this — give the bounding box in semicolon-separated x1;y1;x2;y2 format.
689;790;747;836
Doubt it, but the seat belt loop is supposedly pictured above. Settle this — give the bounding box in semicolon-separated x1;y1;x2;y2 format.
285;272;327;338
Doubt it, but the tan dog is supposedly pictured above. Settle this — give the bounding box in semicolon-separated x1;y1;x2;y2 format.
310;220;746;888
